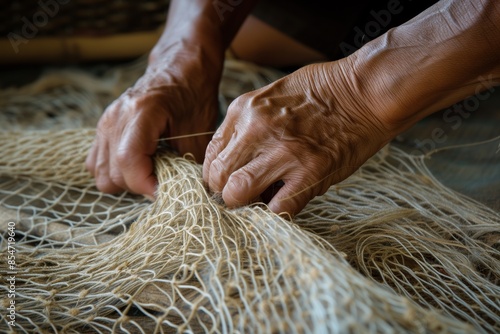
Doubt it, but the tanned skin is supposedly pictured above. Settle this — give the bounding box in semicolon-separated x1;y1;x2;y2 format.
86;0;500;216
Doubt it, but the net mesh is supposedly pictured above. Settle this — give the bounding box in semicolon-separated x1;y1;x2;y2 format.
0;57;499;333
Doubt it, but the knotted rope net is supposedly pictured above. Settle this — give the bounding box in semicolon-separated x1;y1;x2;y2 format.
0;57;499;333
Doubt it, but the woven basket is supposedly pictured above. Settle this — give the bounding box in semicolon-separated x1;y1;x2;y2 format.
0;0;170;63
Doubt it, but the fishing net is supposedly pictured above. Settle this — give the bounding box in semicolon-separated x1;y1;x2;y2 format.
0;57;499;333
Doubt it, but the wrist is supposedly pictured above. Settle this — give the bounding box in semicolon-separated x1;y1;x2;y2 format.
149;23;225;69
149;0;229;69
344;0;500;135
342;45;417;136
140;37;224;97
300;61;395;152
315;58;397;144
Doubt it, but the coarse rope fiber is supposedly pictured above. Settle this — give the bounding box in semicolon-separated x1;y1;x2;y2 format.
0;57;499;333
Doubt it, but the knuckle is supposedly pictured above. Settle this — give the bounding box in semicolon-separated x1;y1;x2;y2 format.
227;94;248;115
99;106;117;126
227;96;242;111
223;169;255;206
227;171;250;194
203;138;226;183
208;158;229;192
109;171;124;189
223;181;246;206
205;139;222;160
115;149;131;166
96;120;114;141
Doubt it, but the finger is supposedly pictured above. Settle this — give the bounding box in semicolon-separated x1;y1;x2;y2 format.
207;135;259;194
115;148;157;197
267;175;321;217
115;124;158;197
85;138;98;177
94;140;122;193
222;154;288;207
203;133;223;185
202;97;245;185
202;123;234;186
108;144;127;192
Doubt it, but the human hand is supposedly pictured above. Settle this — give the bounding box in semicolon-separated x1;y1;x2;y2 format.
86;52;220;197
203;60;392;216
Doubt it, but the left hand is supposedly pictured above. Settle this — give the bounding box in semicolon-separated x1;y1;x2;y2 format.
203;61;392;216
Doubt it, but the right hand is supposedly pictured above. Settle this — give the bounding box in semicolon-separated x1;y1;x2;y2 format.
85;51;220;197
203;60;393;216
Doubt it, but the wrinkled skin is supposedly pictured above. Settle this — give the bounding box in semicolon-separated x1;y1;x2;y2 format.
202;0;500;216
203;61;391;216
86;0;500;216
85;47;220;197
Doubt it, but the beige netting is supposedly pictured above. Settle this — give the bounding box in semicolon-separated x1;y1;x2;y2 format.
0;57;499;333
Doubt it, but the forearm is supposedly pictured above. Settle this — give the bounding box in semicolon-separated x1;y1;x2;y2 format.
346;0;500;133
150;0;258;68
